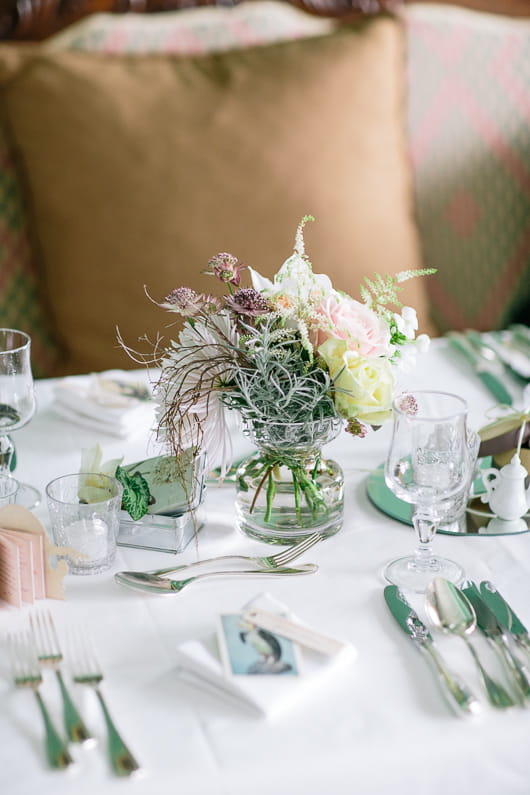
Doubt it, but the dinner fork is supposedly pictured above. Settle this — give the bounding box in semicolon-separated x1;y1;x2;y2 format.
137;530;325;578
7;631;74;769
30;610;94;745
115;563;318;594
69;631;141;777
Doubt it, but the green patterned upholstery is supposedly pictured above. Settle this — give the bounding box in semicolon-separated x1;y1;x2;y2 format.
0;124;63;376
406;5;530;331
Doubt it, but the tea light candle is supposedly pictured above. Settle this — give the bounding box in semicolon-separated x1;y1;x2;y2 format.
64;517;109;560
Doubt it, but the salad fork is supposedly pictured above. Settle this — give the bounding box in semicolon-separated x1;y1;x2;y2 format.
7;631;74;769
69;631;141;777
30;610;94;745
133;530;325;578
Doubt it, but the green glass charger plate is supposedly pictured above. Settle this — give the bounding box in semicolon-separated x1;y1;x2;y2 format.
366;459;530;536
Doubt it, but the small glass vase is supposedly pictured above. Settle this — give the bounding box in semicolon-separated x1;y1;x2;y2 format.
235;416;344;544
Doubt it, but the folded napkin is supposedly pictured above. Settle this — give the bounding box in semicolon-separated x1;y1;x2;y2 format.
53;370;154;438
174;593;357;719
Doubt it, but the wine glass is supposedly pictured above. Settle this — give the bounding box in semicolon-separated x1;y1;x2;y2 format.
0;329;40;508
384;390;469;593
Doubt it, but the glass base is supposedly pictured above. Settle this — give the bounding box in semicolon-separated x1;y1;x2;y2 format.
238;512;343;545
13;481;41;510
66;557;115;576
383;554;464;594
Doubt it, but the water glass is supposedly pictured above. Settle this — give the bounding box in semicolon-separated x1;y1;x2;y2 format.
384;391;469;592
0;328;40;508
46;473;123;575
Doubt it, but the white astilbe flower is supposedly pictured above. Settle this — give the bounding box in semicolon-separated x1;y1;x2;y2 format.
154;313;237;474
249;216;332;313
393;306;419;340
394;332;431;373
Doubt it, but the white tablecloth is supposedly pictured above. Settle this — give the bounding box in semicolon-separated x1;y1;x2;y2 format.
1;340;529;795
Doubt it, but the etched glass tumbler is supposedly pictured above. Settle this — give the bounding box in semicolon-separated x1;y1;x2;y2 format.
384;391;469;593
46;473;123;575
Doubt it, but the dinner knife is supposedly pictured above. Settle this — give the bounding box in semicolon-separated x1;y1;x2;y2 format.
447;332;513;405
466;329;529;386
384;585;480;716
510;324;530;354
461;581;530;702
479;581;530;658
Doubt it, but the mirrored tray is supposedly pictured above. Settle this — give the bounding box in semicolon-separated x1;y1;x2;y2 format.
366;464;530;536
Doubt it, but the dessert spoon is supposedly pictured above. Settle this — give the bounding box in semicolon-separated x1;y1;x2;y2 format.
425;577;519;709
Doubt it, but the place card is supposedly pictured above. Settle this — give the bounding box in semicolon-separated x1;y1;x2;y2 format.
175;593;357;719
0;506;69;607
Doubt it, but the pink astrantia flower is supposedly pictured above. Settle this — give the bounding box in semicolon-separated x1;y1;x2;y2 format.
310;293;392;357
225;288;271;318
205;252;246;287
396;393;419;415
160;287;205;316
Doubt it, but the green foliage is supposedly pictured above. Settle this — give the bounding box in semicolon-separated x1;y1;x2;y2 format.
115;465;151;521
361;269;436;315
221;316;336;424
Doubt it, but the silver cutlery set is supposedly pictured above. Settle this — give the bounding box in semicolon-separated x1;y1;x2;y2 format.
114;530;324;594
5;535;323;770
7;611;140;775
447;325;530;405
385;579;530;716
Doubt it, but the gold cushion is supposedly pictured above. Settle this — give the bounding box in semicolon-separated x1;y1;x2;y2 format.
0;20;430;376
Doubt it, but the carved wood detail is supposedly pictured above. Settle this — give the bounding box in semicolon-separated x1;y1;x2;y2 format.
1;0;529;41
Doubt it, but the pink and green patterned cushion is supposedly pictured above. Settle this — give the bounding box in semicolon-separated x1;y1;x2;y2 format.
0;3;332;378
405;4;530;332
0;123;64;376
46;2;333;54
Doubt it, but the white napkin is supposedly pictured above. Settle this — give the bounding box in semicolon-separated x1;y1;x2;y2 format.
174;593;357;719
53;370;155;438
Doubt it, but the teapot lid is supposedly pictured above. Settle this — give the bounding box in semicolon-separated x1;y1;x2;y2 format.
501;453;528;478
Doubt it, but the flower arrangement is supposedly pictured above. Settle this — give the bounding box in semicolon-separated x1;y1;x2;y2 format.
145;216;433;540
153;215;432;473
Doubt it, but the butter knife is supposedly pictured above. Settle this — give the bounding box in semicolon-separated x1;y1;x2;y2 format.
462;581;529;702
384;585;479;716
447;331;513;405
479;581;530;658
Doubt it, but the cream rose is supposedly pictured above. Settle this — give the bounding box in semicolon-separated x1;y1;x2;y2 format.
319;338;395;425
311;294;392;357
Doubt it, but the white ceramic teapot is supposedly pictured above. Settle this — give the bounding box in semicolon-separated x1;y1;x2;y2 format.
481;453;529;521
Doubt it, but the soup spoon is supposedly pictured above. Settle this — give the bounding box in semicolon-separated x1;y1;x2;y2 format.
425;577;519;709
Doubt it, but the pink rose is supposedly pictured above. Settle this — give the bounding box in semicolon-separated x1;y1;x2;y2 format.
310;294;391;357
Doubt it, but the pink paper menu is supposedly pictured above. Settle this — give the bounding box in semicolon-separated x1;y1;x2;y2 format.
0;506;69;607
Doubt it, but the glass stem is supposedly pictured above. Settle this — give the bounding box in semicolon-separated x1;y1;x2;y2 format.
412;511;438;570
0;434;15;474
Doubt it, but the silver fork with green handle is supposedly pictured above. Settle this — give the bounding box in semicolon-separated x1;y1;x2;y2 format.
69;630;141;777
30;611;94;745
7;632;74;770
